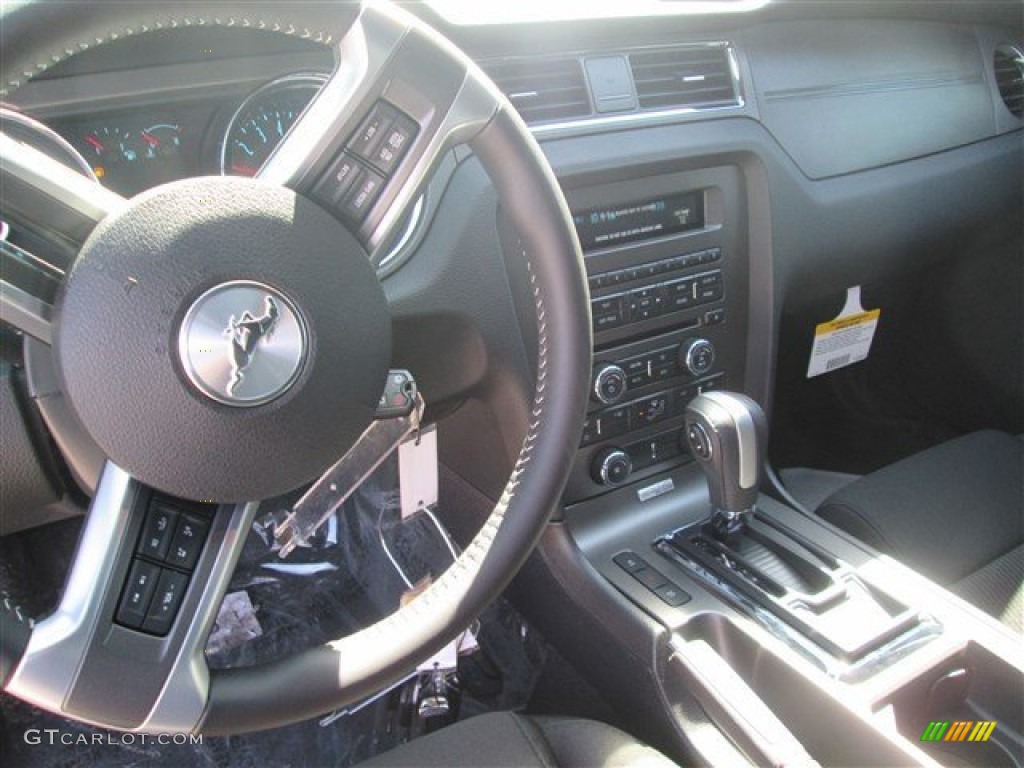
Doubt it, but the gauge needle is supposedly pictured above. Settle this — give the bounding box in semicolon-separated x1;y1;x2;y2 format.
85;135;104;153
141;130;160;148
231;162;258;176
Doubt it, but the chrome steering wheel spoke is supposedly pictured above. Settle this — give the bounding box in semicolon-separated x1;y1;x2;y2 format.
258;0;499;263
7;462;257;733
0;130;125;344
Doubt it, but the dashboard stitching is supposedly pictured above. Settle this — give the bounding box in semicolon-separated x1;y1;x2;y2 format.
1;15;333;96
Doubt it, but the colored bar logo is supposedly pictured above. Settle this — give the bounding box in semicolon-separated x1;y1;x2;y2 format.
921;721;997;742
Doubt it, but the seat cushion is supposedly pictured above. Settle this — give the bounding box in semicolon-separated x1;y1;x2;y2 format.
816;430;1024;586
950;544;1024;634
358;711;679;767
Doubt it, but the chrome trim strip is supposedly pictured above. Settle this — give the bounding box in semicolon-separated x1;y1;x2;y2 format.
0;279;52;344
7;464;136;712
141;502;259;733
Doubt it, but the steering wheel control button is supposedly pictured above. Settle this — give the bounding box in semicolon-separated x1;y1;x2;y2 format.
165;513;210;571
116;559;161;629
348;102;398;162
681;338;716;377
142;569;190;636
136;502;179;561
688;422;713;461
592;447;632;486
592;363;628;404
371;112;419;175
341;169;386;223
178;281;308;408
313;153;363;206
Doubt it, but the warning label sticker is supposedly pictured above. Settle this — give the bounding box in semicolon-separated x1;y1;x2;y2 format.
807;286;880;378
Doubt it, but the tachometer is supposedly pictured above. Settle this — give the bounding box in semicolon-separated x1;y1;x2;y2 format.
221;73;326;177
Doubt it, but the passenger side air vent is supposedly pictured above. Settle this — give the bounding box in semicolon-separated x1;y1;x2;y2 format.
993;44;1024;118
481;57;591;124
628;46;739;111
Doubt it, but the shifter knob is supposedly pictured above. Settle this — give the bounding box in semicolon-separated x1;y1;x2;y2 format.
684;392;767;522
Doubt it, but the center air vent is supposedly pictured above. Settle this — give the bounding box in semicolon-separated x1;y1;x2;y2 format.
482;57;591;124
994;44;1024;118
628;46;738;111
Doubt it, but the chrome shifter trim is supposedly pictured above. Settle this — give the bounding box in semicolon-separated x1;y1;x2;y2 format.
703;391;757;490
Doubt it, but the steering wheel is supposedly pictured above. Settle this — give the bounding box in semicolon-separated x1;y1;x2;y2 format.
0;0;591;734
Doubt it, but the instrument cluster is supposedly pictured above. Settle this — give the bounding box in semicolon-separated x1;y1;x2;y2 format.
53;73;326;197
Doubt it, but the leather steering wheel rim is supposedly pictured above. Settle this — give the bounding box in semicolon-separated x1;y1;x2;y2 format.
0;0;592;734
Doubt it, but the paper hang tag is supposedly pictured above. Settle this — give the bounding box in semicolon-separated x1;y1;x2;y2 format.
398;424;439;519
807;286;881;378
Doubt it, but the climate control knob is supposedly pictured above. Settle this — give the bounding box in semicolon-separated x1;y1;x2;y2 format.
591;448;632;486
680;338;716;377
592;363;628;405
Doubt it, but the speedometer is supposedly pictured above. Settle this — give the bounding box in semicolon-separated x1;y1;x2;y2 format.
220;73;326;177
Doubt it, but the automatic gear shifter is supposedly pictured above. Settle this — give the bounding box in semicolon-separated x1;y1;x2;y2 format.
684;391;767;542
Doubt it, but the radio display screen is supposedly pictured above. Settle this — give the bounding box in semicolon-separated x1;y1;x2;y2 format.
573;190;704;251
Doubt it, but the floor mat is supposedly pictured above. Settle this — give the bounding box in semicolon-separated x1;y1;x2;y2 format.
0;456;548;767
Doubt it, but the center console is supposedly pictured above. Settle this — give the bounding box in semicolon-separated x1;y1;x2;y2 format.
514;156;1022;768
554;388;1024;767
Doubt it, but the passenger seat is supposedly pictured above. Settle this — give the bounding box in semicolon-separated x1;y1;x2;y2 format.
815;431;1023;633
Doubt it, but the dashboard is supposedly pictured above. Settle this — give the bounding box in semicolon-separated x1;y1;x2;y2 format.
1;0;1021;510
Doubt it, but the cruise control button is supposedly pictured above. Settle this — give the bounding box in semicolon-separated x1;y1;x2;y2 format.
371;112;419;175
341;170;386;222
116;559;161;629
137;502;179;561
142;569;189;636
348;102;397;161
165;513;210;571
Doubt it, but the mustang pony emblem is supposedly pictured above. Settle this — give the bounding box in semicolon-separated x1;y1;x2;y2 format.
224;296;281;395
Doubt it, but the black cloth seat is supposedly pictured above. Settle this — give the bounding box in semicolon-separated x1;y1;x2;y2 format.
359;712;681;767
816;430;1024;632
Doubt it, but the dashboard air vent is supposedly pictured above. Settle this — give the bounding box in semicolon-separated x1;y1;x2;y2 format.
993;44;1024;118
482;57;591;124
628;46;738;111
